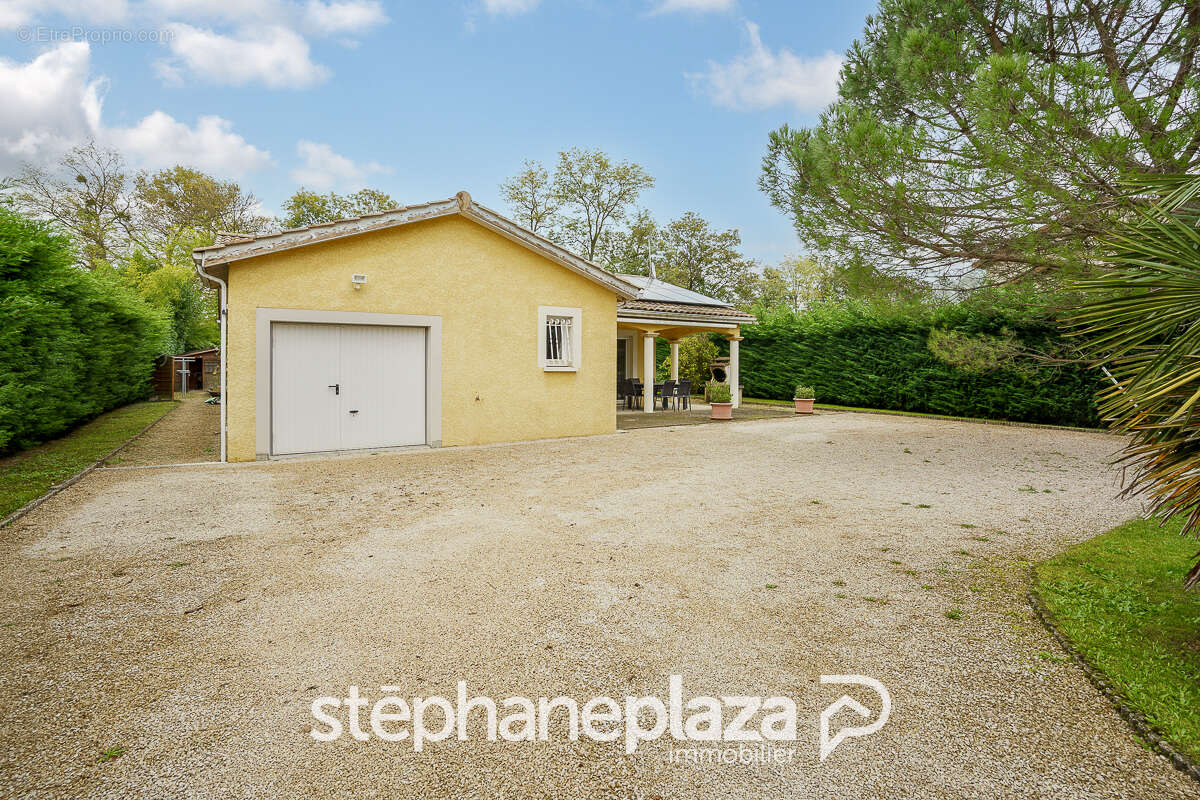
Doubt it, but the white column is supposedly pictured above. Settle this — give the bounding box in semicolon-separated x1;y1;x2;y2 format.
669;339;680;381
727;334;742;409
643;331;657;413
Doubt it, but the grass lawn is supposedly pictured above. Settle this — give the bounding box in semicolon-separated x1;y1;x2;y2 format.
742;397;1099;429
0;401;175;520
1034;517;1200;762
744;396;988;419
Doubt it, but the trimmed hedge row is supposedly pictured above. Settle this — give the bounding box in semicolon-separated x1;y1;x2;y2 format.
0;209;166;453
737;299;1102;428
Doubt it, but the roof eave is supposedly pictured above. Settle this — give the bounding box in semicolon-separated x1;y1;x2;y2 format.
191;198;461;267
617;308;755;326
190;192;639;301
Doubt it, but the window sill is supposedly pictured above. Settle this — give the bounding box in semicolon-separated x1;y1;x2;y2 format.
543;365;578;373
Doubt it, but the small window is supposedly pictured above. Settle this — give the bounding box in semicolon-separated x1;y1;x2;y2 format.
538;306;582;371
545;316;574;367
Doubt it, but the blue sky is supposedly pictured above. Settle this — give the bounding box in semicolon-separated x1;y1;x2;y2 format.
0;0;876;265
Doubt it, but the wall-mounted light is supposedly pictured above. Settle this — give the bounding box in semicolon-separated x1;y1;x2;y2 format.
351;273;367;290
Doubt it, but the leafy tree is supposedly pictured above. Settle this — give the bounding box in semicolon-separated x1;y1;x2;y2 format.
753;257;936;310
499;160;559;234
755;256;843;311
114;230;219;353
120;167;263;352
339;188;396;218
656;212;757;305
660;334;719;387
760;0;1200;286
502;149;654;261
9;143;133;268
280;189;338;228
598;209;659;275
280;187;397;229
8;150;263;354
1071;172;1200;587
131;166;269;245
502;152;757;304
551;148;655;261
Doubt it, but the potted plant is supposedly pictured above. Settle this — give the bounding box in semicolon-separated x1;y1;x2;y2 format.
793;384;815;414
708;381;733;420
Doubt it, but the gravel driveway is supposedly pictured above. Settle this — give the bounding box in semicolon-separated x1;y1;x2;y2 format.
0;412;1193;799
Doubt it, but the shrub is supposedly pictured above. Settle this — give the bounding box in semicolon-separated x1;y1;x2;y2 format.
707;382;732;403
657;333;717;385
738;291;1101;427
926;327;1029;375
0;209;167;453
794;384;815;398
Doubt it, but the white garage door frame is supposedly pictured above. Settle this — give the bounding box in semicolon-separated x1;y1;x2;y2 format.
255;308;442;459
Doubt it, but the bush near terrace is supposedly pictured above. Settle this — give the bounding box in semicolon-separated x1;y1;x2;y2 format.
735;292;1102;428
0;209;165;453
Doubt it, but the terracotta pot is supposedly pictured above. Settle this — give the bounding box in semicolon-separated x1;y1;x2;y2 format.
793;398;815;414
710;402;733;420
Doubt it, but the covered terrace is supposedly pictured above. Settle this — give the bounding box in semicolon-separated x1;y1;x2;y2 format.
614;274;756;413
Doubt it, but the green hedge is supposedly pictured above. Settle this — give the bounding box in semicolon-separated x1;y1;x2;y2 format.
0;209;166;453
738;297;1102;427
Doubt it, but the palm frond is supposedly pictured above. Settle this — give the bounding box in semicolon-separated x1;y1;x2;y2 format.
1069;172;1200;588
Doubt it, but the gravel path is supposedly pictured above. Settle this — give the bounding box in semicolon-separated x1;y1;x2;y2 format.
107;394;219;467
0;412;1192;799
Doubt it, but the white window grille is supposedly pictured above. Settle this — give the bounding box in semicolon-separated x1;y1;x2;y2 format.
545;315;574;367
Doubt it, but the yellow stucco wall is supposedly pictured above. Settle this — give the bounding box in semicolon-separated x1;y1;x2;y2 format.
224;215;618;461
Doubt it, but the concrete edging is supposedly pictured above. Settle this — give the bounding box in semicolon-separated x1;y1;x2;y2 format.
0;402;178;530
1027;579;1200;784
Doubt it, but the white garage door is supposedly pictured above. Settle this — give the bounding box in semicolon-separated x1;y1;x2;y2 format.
271;322;426;455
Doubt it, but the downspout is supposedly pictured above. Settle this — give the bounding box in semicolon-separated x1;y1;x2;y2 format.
194;255;227;463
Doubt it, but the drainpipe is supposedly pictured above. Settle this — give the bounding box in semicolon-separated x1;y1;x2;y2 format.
194;256;227;463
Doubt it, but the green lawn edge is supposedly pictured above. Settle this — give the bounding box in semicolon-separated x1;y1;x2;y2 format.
741;397;1102;430
1033;517;1200;763
0;401;176;520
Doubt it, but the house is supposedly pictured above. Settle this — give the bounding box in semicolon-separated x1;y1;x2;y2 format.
192;191;754;462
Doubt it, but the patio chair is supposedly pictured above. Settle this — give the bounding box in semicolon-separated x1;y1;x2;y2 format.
628;379;643;410
660;380;676;410
623;378;642;410
676;380;691;410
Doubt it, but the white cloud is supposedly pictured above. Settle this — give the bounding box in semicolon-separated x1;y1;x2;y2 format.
148;0;387;33
481;0;540;15
0;0;130;30
688;21;842;113
302;0;387;34
143;0;279;22
289;140;388;190
0;43;103;167
652;0;734;13
0;42;270;176
8;1;386;87
162;23;329;88
109;112;272;175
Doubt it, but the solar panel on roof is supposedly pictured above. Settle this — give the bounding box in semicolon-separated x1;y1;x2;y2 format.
615;274;729;307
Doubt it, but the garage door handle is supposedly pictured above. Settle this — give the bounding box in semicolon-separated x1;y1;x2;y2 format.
349;409;359;415
328;384;340;395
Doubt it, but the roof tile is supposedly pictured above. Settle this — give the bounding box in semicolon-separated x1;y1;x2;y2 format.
618;299;756;320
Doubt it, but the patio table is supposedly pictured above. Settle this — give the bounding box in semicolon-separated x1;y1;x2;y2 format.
628;382;675;410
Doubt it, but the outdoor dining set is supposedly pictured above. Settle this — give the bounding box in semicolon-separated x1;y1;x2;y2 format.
617;378;692;411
